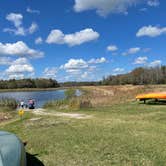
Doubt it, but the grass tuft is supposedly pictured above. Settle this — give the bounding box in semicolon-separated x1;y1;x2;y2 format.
0;98;17;111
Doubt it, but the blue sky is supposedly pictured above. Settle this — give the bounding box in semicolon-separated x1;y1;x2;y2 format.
0;0;165;82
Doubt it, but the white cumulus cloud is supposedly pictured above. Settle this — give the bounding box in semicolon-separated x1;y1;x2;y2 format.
6;13;23;27
60;57;106;80
46;28;99;46
88;57;107;64
0;57;13;65
136;25;166;37
107;45;118;51
28;22;38;34
26;7;40;14
60;59;88;71
35;37;43;44
43;67;58;78
81;71;89;79
0;41;44;58
74;0;147;16
147;0;160;6
133;56;148;64
4;13;38;36
113;68;125;74
4;27;26;36
149;60;161;67
123;47;141;55
5;57;35;79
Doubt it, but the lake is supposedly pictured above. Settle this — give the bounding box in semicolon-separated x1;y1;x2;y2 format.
0;89;66;108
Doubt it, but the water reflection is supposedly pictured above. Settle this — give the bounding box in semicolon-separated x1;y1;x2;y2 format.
0;90;65;108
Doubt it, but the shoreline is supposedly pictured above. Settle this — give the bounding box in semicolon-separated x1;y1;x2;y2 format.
0;87;71;93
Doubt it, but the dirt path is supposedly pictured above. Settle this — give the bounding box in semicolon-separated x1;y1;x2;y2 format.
32;108;92;119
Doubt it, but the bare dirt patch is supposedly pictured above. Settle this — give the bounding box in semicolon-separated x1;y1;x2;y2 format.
33;108;92;119
0;112;12;122
30;117;42;121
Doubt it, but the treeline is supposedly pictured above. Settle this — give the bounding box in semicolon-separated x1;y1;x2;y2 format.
102;66;166;85
60;81;100;87
0;78;60;89
61;66;166;86
1;66;165;89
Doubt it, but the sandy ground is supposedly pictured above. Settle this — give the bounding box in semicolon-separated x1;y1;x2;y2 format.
30;108;92;119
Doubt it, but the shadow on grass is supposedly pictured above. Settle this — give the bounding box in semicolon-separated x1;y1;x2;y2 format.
26;153;45;166
139;100;166;105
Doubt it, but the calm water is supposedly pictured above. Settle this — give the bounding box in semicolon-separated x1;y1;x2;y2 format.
0;90;66;108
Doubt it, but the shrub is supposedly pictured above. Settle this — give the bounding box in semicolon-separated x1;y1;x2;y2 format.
65;89;76;99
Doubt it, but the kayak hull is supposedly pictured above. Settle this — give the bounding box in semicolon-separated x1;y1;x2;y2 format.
136;92;166;100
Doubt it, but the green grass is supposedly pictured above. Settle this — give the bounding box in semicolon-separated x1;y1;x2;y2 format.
1;101;166;165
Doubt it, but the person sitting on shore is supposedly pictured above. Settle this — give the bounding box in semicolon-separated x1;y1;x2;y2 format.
20;100;24;108
28;99;35;109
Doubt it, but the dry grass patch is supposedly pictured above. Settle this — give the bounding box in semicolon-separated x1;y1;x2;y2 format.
81;85;166;107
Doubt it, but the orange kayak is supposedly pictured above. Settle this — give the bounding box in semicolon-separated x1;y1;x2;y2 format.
136;92;166;100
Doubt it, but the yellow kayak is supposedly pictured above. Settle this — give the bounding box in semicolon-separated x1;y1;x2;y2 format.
136;92;166;100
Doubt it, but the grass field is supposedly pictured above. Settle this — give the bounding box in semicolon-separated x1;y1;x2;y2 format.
1;85;166;165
